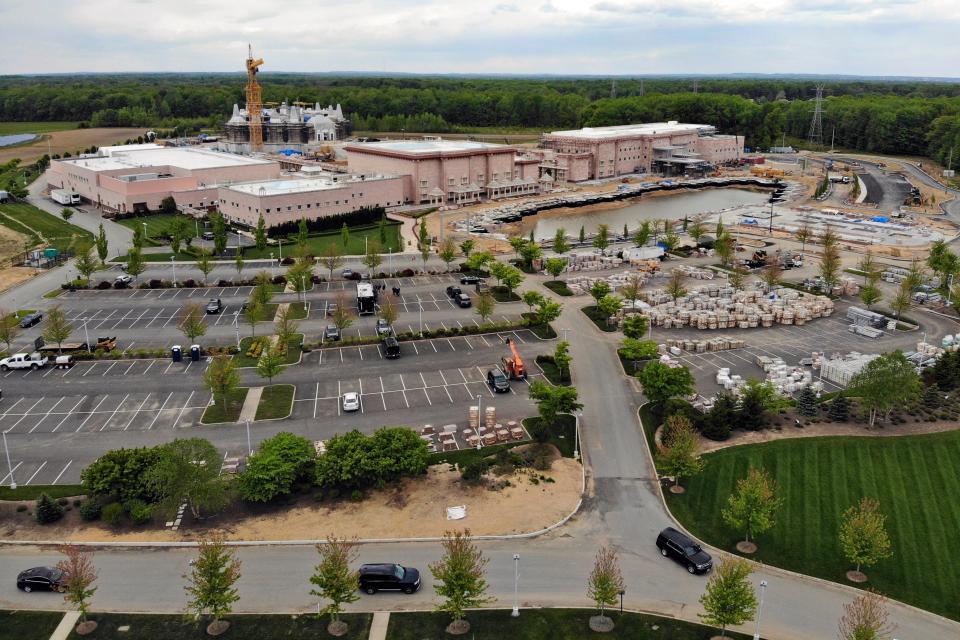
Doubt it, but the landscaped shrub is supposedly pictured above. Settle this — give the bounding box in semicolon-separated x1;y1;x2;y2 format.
35;493;64;524
315;427;429;491
79;499;102;521
238;432;316;503
125;499;152;525
80;446;163;503
96;280;112;290
461;460;489;483
101;502;124;526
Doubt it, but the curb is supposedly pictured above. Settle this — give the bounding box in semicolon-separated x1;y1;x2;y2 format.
635;402;960;632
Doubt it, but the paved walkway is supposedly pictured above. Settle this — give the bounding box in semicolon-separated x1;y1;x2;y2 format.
49;611;80;640
238;386;264;422
369;611;390;640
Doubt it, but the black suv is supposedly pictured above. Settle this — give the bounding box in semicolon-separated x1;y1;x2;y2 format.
206;298;223;314
656;527;712;574
358;563;421;594
18;312;42;328
445;285;462;298
487;368;510;393
16;566;64;592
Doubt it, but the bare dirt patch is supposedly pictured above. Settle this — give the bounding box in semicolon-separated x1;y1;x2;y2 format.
0;223;28;265
0;459;582;543
0;128;149;164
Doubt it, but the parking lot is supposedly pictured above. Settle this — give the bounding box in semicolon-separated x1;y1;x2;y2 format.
58;285;255;301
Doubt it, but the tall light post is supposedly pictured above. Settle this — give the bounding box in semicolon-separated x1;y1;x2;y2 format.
574;411;582;460
195;218;200;241
388;248;393;276
753;580;768;640
947;273;955;305
170;255;177;288
233;316;240;348
278;239;283;264
511;553;520;617
417;295;423;337
299;275;306;303
141;221;148;243
2;430;16;489
476;394;483;451
245;420;252;456
82;318;91;354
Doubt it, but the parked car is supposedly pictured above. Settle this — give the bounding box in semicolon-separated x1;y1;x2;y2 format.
382;336;401;359
486;368;510;393
375;319;393;336
341;268;354;278
326;302;339;316
342;392;360;412
206;298;223;314
114;274;133;286
445;285;462;298
455;293;472;308
18;312;42;328
655;527;712;574
324;325;341;341
460;275;483;285
16;567;64;593
202;231;215;241
358;563;421;594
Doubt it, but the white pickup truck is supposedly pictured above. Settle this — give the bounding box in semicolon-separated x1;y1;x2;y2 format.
0;352;49;371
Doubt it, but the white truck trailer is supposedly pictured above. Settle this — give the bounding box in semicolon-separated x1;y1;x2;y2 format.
51;189;80;206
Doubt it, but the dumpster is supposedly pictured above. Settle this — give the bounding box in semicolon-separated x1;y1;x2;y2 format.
171;345;182;362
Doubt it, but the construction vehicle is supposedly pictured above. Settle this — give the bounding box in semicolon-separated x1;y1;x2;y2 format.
34;336;116;354
501;338;527;380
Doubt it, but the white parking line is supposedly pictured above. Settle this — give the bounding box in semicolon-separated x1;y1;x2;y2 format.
1;461;22;485
52;397;85;433
144;309;164;328
51;461;73;485
172;391;195;428
123;361;137;375
358;379;365;413
24;461;47;485
379;377;387;410
123;394;151;430
399;375;410;408
313;382;320;418
163;306;181;327
29;397;64;434
148;392;174;430
76;396;108;432
101;361;118;376
100;393;130;431
6;398;45;432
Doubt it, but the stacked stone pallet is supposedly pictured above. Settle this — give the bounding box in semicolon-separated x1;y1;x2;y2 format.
645;286;833;330
674;265;716;280
566;269;652;296
662;337;746;353
564;252;624;273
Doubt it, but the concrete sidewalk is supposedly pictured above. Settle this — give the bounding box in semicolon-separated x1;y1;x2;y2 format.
49;611;80;640
238;386;264;422
369;611;390;640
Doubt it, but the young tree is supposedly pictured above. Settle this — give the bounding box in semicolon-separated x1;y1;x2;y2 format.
519;240;543;269
666;269;687;301
42;305;72;353
362;238;383;275
210;212;228;255
254;214;267;251
544;257;567;279
297;216;309;250
125;247;145;284
438;237;457;272
234;251;244;278
459;238;475;258
553;227;570;255
633;220;652;248
698;558;758;639
722;467;782;550
429;530;493;635
475;291;496;324
74;247;98;281
535;298;563;325
132;225;145;249
528;381;582;427
522;290;545;313
341;222;350;248
819;225;841;286
331;293;355;331
185;535;241;635
661;229;680;252
714;231;734;268
418;218;429;266
178;302;208;343
244;300;262;337
464;251;492;274
728;266;748;291
274;304;300;346
56;545;98;630
195;251;213;286
500;265;524;297
95;224;108;264
619;273;643;307
593;223;610;252
579;225;586;244
586;546;625;632
687;215;706;245
889;281;912;321
839;497;893;580
589;280;611;303
310;537;361;636
319;243;345;280
658;414;704;492
760;261;782;291
837;591;895;640
636;362;695;406
848;351;921;427
0;310;20;353
203;355;240;414
378;213;388;245
553;340;572;382
489;258;510;286
860;282;882;309
378;293;399;327
597;294;624;324
509;235;527;258
256;344;285;384
622;314;648;339
795;221;812;254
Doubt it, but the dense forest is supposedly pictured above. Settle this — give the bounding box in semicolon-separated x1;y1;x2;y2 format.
1;74;959;163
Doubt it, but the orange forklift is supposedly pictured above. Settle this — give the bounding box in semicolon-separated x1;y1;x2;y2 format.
501;338;527;380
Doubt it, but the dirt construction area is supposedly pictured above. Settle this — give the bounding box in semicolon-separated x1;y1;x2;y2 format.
0;457;582;543
0;127;149;164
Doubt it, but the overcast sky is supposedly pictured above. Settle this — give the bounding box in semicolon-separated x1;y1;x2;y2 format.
3;0;960;77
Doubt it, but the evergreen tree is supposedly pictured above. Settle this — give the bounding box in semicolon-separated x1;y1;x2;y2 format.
36;493;65;524
828;394;850;422
254;214;267;251
95;224;108;264
923;383;941;409
703;392;736;441
797;386;817;417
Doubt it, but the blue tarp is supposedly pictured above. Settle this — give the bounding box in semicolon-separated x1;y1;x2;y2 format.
872;216;889;223
743;219;758;225
278;149;303;156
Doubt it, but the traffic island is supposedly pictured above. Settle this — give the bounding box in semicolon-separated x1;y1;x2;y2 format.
543;280;574;296
254;384;295;420
200;389;249;424
581;305;618;332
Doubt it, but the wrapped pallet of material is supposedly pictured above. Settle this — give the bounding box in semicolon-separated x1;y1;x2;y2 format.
485;406;497;428
469;406;480;429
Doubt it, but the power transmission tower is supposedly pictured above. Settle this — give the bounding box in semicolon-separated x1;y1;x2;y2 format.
639;79;644;96
807;84;824;147
611;78;617;99
692;79;699;94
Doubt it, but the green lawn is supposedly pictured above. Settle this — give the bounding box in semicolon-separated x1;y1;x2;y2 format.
242;222;403;259
0;202;94;256
581;305;617;332
0;610;66;640
385;609;750;640
0;122;79;135
235;334;303;367
200;388;249;424
489;285;521;302
255;384;295;420
665;431;960;620
64;612;371;640
0;484;84;501
522;414;577;457
543;280;574;296
116;213;201;243
535;354;571;386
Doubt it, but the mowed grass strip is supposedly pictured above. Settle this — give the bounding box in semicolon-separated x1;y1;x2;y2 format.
200;388;249;424
665;431;960;620
116;213;201;241
0;202;94;255
0;609;66;640
255;384;295;420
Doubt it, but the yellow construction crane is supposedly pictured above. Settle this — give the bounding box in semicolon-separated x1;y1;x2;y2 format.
245;44;265;151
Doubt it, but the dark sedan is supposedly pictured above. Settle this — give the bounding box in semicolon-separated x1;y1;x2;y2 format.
16;567;64;592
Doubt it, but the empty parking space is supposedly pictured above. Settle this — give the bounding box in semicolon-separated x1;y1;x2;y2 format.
0;391;209;435
1;458;80;487
61;305;244;332
59;286;254;301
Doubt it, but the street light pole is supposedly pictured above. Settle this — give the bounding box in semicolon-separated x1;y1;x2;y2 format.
142;221;148;243
417;296;423;337
245;420;252;456
2;430;16;489
947;273;955;305
574;411;581;460
233;317;240;348
82;319;91;353
753;580;768;640
476;394;483;450
511;554;520;617
170;255;177;288
278;239;283;263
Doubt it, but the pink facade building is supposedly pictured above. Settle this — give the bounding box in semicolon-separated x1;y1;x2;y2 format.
540;122;744;180
217;171;404;228
47;145;281;214
345;140;539;205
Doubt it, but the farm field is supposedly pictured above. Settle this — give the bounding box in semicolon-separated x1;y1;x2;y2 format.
0;126;148;164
